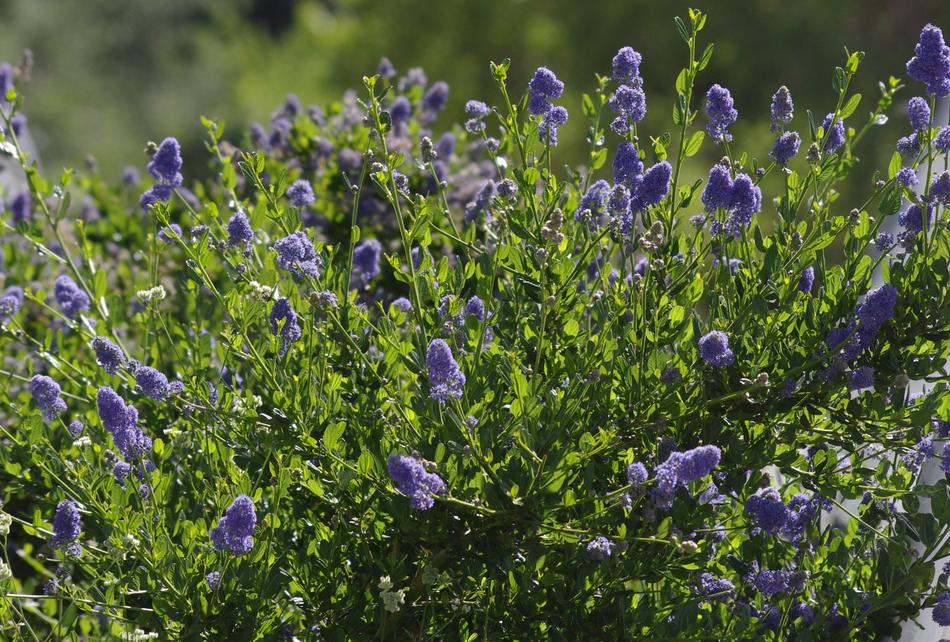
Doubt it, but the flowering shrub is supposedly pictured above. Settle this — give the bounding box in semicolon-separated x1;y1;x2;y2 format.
0;8;948;640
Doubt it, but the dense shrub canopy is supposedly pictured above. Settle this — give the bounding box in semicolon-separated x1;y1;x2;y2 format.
0;9;949;640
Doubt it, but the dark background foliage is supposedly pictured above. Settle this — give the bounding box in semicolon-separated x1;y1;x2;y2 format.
1;0;948;182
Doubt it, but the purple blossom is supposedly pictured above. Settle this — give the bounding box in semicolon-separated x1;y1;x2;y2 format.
527;67;564;116
67;421;83;437
351;239;382;289
54;275;90;319
696;573;734;601
9;190;31;224
770;131;800;166
270;298;301;357
936;127;950;153
135;366;170;400
97;387;151;462
750;570;791;597
92;337;125;375
586;536;615;561
849;366;874;391
465;100;490;118
631;161;671;212
158;224;182;244
210;495;257;555
899;204;934;233
769;86;794;132
704;84;738;141
613;141;643;186
227;212;253;248
608;84;646;131
702;162;733;213
626;462;648;486
51;500;81;549
147;137;183;186
612;46;642;81
422;81;449;117
931;171;950;206
30;375;67;421
539;105;568;145
745;487;789;534
653;445;722;508
907;96;931;130
798;266;815;294
465;295;485;321
206;571;221;590
577;180;610;221
274;231;321;279
698;331;735;367
728;173;762;229
286;180;315;208
906;25;950;97
377;57;396;79
934;592;950;626
897;134;921;160
0;285;23;321
113;461;131;486
427;339;465;403
897;167;919;188
820;113;846;153
875;232;895;251
390;297;412;313
387;453;446;510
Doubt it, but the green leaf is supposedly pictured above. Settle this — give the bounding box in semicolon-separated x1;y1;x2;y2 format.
839;93;862;119
684;130;705;157
887;151;902;180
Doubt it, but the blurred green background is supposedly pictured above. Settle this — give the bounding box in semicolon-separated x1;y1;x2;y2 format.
1;0;949;182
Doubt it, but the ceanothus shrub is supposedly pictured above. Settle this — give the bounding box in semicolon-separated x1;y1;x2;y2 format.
0;8;948;640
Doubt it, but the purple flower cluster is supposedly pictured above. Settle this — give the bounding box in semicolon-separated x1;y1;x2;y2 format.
653;444;722;508
140;137;183;209
769;86;793;132
607;47;646;134
210;495;257;555
907;96;931;131
770;131;801;167
97;387;151;462
387;453;446;510
538;105;569;146
54;275;90;319
700;162;761;235
286;179;315;208
527;67;564;116
798;266;815;294
586;536;615;561
426;339;465;403
696;573;734;601
51;500;81;549
704;84;738;142
227;212;254;248
698;330;735;368
270;298;301;357
0;285;23;322
351;239;382;289
744;487;789;534
274;231;321;279
820;113;846;153
30;374;67;421
934;592;950;626
825;283;897;368
92;337;125;375
135;366;170;400
906;24;950;97
464;100;490;134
